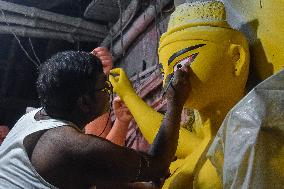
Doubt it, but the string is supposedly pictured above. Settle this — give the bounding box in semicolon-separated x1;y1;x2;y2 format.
0;9;39;69
98;88;114;136
28;38;41;65
117;0;124;57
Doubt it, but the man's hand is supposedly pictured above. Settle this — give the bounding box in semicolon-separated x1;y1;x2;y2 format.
91;47;112;74
109;68;135;100
113;97;133;124
165;67;191;106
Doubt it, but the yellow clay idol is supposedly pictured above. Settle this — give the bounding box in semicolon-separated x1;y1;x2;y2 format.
110;1;249;188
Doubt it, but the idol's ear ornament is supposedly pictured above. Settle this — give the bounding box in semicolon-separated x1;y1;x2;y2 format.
229;44;246;76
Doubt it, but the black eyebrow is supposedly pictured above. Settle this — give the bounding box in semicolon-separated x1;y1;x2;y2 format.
168;44;206;66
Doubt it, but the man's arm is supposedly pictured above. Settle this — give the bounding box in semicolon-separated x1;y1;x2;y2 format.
32;69;190;187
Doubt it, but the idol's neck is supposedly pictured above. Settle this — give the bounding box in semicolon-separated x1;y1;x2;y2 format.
197;95;242;136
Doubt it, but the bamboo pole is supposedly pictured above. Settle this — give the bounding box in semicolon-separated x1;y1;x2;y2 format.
100;0;140;47
0;0;107;34
0;25;101;43
112;0;172;62
0;11;105;39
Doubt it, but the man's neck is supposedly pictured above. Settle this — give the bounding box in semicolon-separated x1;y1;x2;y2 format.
34;109;51;121
36;109;85;129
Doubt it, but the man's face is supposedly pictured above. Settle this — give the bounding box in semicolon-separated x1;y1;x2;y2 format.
0;126;9;144
159;39;234;109
91;74;111;118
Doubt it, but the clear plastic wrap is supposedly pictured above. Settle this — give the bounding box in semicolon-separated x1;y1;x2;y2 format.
207;69;284;189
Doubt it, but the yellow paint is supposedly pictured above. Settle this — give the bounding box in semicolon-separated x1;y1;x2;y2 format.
109;68;200;158
227;0;284;80
167;1;229;30
270;146;284;179
159;28;249;111
110;1;249;188
157;2;249;188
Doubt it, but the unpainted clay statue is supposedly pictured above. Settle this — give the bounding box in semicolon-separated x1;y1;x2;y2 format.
110;1;249;188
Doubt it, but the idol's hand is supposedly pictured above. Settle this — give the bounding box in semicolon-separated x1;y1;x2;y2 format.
91;47;112;74
109;68;135;100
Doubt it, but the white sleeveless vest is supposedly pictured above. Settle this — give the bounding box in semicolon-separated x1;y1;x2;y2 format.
0;108;79;189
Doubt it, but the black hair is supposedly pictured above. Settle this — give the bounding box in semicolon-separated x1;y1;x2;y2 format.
37;51;103;118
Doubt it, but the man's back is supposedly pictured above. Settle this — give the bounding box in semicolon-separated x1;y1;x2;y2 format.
0;109;72;189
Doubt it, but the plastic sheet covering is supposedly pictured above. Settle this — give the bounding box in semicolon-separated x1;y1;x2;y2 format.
207;68;284;189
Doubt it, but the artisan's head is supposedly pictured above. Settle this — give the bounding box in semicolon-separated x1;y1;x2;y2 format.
37;51;110;127
159;1;249;110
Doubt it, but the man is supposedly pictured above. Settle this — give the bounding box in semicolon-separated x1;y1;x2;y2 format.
0;50;190;188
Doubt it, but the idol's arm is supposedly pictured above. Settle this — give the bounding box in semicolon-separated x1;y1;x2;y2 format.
109;68;201;158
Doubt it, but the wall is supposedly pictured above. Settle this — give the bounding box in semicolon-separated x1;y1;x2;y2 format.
116;14;170;78
0;36;96;127
222;0;284;82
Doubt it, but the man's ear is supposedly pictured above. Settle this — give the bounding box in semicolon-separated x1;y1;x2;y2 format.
77;95;91;113
229;44;247;76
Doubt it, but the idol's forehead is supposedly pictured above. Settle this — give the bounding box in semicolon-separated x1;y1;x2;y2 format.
159;39;210;66
158;26;238;51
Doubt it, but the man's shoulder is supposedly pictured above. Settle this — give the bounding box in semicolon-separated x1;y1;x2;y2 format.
40;126;82;147
30;126;82;166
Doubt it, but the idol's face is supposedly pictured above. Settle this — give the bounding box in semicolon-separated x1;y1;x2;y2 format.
159;39;236;109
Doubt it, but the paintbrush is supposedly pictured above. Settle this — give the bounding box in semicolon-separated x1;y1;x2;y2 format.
162;75;175;97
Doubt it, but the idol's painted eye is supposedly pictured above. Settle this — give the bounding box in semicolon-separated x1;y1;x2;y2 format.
173;53;198;71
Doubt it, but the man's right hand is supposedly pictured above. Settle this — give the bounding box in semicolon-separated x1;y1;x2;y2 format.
165;68;191;106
